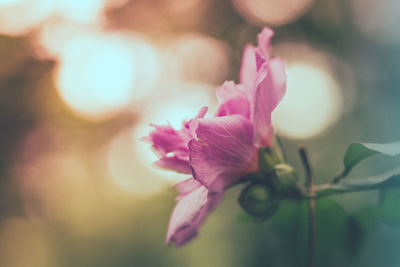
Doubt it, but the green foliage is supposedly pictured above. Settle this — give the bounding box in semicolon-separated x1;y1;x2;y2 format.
343;205;384;260
343;144;379;173
377;189;400;226
317;167;400;197
237;141;400;265
344;214;371;259
271;199;349;266
333;142;400;183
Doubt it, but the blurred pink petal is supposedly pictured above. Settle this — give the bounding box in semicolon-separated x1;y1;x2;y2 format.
216;81;246;102
154;157;191;174
256;27;274;61
146;124;189;157
252;57;287;147
239;27;287;147
144;107;208;173
239;28;273;95
216;81;250;118
166;178;222;246
175;177;203;199
189;115;258;193
239;44;257;90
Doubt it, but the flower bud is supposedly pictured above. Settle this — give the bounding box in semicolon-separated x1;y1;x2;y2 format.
258;147;283;174
239;182;279;221
273;164;301;198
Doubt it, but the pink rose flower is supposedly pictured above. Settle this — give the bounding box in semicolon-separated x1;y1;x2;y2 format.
144;27;286;246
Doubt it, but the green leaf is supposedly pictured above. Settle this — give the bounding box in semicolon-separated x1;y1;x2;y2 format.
345;142;400;169
271;199;348;266
345;215;366;259
317;167;400;198
377;188;400;226
333;142;400;183
343;206;381;259
270;200;309;266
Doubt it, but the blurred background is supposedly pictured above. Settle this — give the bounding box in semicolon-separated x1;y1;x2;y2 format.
0;0;399;266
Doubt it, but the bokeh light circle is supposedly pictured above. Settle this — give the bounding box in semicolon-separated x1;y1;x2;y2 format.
273;62;342;139
107;130;168;197
0;0;54;36
55;32;161;120
232;0;314;26
169;34;230;85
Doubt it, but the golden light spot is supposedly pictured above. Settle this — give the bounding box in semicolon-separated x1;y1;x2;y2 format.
55;33;161;120
273;62;342;139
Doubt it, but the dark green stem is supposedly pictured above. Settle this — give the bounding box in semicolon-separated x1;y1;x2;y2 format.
298;145;315;267
331;169;350;184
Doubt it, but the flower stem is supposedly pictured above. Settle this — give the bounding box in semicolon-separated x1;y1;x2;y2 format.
298;145;315;267
330;169;350;184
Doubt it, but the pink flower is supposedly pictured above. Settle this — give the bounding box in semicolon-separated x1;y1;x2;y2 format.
144;27;286;246
189;28;286;193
